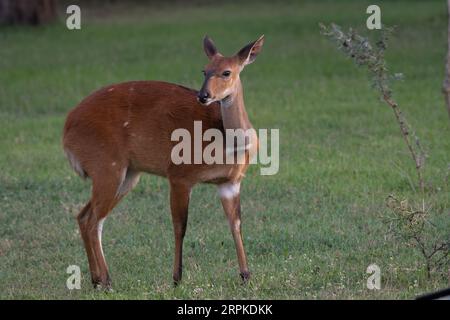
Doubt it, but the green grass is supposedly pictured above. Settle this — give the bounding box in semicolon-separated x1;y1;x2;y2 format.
0;0;449;299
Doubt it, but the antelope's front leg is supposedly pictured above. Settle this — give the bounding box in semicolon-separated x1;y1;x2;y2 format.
218;182;250;282
169;181;191;285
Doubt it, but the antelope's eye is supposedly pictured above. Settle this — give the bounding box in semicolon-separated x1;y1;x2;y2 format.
222;70;231;77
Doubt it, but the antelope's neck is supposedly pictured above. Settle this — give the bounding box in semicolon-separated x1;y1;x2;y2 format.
220;80;253;131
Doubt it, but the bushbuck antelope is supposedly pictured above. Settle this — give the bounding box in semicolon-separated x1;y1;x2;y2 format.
63;35;264;290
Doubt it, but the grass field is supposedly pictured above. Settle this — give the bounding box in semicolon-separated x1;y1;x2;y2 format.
0;0;449;299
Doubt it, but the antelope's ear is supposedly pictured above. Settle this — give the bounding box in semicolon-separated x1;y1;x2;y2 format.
237;35;265;66
203;35;218;60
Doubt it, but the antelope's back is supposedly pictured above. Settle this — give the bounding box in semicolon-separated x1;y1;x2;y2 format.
62;80;223;177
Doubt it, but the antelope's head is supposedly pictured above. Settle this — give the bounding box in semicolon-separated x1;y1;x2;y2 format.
197;35;265;106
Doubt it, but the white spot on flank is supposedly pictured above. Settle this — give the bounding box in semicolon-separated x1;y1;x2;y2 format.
218;182;240;199
123;121;129;127
111;162;117;166
108;87;114;92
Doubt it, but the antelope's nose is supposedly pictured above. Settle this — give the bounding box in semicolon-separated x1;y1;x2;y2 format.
197;91;210;104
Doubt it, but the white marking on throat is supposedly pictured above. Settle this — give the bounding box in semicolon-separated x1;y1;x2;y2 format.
218;182;240;199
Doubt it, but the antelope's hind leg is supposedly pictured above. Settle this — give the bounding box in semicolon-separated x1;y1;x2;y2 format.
77;166;140;290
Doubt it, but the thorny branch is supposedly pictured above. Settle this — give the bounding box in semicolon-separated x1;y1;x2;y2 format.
320;23;449;279
386;195;449;278
319;23;426;193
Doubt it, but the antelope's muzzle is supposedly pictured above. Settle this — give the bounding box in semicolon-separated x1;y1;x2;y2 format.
197;90;211;104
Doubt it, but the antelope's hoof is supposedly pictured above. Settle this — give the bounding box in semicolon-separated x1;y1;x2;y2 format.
173;276;182;287
240;271;251;283
93;279;113;292
173;271;182;287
